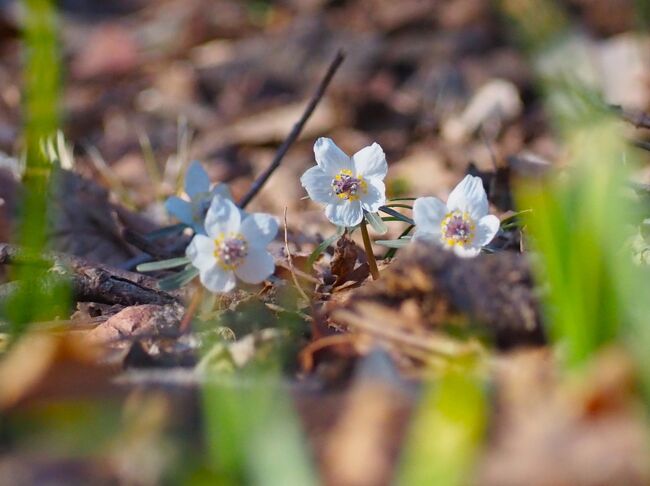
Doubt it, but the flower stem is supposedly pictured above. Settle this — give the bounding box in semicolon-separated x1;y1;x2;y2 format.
360;219;380;280
179;284;203;334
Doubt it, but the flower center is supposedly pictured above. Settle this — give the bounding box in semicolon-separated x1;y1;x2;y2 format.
332;169;367;201
440;210;475;247
214;233;248;270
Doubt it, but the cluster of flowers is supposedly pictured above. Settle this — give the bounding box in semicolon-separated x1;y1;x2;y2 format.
165;138;499;294
166;161;278;293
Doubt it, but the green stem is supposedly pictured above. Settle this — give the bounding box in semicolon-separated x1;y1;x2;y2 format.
360;219;380;280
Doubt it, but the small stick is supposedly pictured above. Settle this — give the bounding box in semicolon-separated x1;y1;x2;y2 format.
283;207;311;302
360;219;380;280
238;50;346;209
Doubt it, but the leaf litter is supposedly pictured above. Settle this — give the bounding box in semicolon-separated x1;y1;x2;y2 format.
1;0;650;484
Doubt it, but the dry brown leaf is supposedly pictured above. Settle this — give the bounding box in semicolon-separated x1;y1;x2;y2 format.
0;332;116;410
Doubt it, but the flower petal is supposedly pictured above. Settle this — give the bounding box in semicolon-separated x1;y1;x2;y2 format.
314;137;352;175
300;166;336;204
446;175;489;220
186;234;216;271
352;143;387;179
325;200;363;227
165;196;193;225
413;197;447;234
360;177;386;213
235;248;275;284
204;195;241;238
185;161;210;198
453;245;481;258
474;214;500;248
200;265;236;293
240;213;279;248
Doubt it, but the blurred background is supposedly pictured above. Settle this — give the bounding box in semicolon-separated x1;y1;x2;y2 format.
0;1;650;485
0;0;647;245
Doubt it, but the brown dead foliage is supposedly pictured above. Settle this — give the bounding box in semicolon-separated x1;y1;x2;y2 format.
334;241;544;349
476;348;650;486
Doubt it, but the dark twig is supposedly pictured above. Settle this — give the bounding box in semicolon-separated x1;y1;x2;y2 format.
0;243;179;307
238;50;346;209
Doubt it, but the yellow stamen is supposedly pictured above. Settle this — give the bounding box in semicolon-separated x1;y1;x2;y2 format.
213;232;248;270
440;210;476;247
332;169;367;201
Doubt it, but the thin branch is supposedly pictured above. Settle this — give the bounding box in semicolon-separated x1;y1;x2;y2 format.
238;50;346;209
0;243;179;307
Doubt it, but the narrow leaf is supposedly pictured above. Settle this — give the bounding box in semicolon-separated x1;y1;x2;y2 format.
308;226;345;266
379;206;415;225
365;211;388;235
137;256;191;272
499;209;532;230
384;224;415;259
158;265;199;290
375;238;411;248
145;223;188;241
383;203;413;210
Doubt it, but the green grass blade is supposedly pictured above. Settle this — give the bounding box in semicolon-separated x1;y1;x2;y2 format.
5;0;69;334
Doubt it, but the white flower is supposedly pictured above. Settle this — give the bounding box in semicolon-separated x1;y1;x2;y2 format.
413;175;500;258
300;137;387;227
165;160;232;234
186;195;278;293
